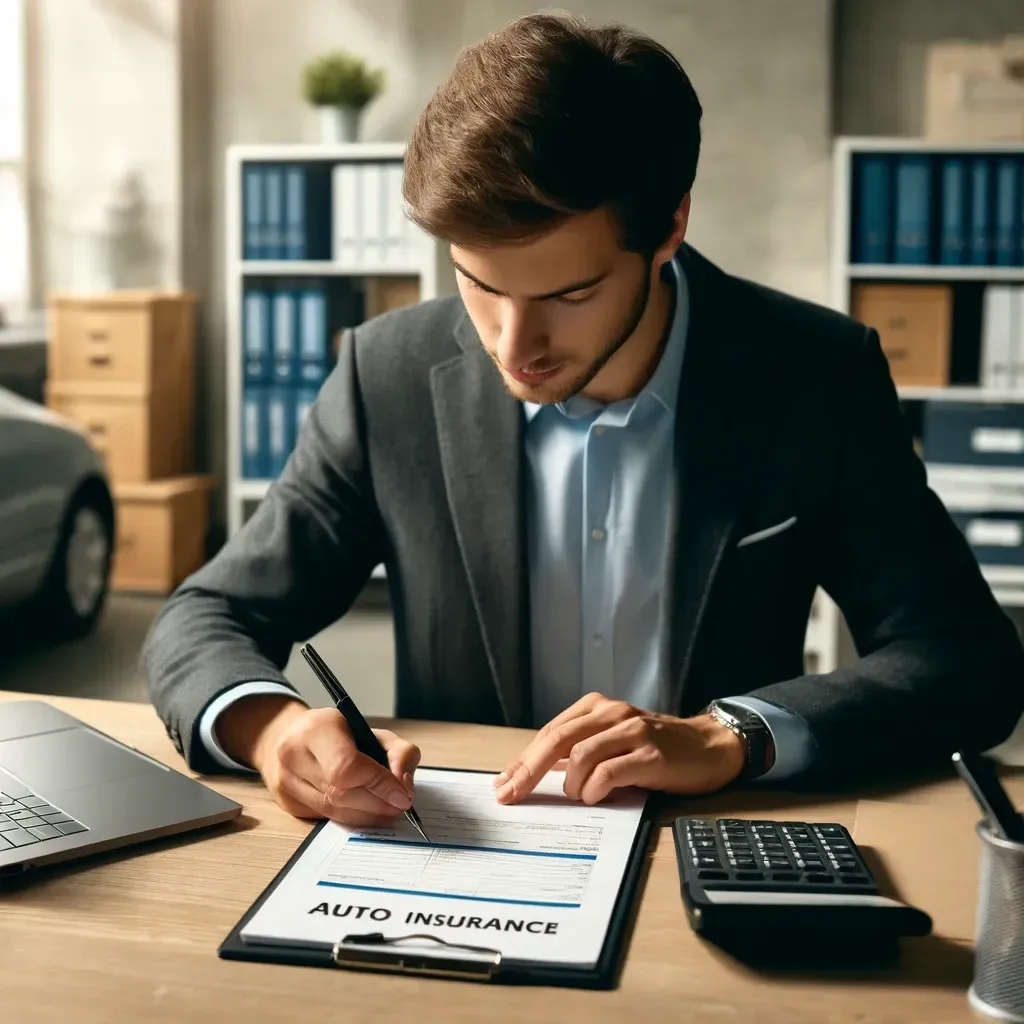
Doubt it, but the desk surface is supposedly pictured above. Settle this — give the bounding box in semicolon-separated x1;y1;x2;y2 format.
0;690;1019;1024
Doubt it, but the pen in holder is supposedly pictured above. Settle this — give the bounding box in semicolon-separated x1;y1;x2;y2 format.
969;818;1024;1022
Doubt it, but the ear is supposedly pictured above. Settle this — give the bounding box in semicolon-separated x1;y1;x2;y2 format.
672;193;691;246
654;194;691;265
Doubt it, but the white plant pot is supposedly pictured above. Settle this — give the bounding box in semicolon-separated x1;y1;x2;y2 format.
319;105;361;143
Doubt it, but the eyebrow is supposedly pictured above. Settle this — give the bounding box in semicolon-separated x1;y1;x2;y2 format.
448;256;610;300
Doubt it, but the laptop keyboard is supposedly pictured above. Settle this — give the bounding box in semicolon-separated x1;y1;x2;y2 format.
0;780;89;850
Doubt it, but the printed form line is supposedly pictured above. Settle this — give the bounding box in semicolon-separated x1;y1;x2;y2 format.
348;836;598;861
316;881;581;908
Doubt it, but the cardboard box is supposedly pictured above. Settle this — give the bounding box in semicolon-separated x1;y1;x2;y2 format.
852;284;952;387
111;475;214;594
924;37;1024;141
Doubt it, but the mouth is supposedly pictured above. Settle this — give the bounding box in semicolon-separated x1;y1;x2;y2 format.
505;362;563;384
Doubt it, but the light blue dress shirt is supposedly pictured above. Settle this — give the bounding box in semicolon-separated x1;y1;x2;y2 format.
199;255;813;782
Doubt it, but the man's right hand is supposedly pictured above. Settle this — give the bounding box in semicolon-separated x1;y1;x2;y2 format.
216;695;421;826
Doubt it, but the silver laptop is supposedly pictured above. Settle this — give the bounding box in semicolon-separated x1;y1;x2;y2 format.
0;700;242;878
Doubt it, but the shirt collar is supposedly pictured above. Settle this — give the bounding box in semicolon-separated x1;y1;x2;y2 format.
522;253;689;423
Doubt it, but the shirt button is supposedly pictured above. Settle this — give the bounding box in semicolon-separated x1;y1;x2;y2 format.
592;635;605;648
591;528;605;540
594;425;605;436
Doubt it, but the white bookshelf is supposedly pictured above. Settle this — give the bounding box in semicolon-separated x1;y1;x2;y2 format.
809;136;1024;672
224;143;455;571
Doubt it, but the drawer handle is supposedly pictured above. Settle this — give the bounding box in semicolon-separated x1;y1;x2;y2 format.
86;423;107;435
88;354;112;367
87;329;109;342
887;316;908;329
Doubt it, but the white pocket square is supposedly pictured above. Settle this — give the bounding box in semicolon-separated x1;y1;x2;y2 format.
736;515;798;548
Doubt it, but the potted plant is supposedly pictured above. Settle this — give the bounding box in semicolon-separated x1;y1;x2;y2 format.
301;50;385;143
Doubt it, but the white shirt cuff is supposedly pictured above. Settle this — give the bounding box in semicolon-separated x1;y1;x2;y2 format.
198;681;309;773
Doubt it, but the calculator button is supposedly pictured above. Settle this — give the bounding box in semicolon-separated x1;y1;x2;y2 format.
733;858;756;869
697;855;720;867
692;839;716;849
840;874;870;885
816;825;844;837
735;871;763;881
805;873;834;883
772;871;801;881
697;869;729;881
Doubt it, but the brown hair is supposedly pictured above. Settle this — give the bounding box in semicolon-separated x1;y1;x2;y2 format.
402;11;702;255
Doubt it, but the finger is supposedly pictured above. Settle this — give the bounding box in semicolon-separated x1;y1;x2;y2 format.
284;763;406;823
496;714;612;805
493;695;605;788
375;729;421;793
578;750;655;805
306;722;412;812
562;722;642;801
493;695;625;789
288;773;399;829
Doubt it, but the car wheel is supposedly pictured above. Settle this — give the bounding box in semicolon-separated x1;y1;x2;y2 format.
41;482;114;639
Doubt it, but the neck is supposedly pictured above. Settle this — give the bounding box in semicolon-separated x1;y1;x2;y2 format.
582;272;676;404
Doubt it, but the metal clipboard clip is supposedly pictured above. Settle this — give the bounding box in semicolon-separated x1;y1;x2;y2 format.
333;932;502;981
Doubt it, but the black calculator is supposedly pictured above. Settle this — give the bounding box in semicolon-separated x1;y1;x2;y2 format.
672;817;932;957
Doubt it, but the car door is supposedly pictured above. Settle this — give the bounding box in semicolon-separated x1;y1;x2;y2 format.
0;393;68;606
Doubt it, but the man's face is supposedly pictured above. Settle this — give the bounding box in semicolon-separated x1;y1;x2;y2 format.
450;208;662;405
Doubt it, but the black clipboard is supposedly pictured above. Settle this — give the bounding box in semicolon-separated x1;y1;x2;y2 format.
218;767;657;988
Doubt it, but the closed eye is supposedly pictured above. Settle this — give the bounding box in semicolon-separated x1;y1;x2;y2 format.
553;291;594;306
461;275;595;305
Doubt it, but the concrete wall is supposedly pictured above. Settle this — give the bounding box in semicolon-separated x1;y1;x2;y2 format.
835;0;1024;136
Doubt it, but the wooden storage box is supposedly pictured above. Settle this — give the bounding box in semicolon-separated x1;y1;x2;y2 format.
111;475;214;594
851;283;952;387
45;381;192;484
45;290;196;483
48;290;195;392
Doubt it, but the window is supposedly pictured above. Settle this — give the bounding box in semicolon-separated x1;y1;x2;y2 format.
0;0;28;322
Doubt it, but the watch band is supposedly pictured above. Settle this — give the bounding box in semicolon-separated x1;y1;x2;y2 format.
703;700;772;782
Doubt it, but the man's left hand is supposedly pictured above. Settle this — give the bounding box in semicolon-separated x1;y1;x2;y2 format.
493;692;747;805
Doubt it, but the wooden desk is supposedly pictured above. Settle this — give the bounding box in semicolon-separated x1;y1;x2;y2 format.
0;690;1015;1024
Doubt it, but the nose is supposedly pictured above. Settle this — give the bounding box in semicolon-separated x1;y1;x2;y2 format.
495;303;547;370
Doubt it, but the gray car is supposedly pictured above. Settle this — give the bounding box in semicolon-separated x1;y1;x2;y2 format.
0;384;114;637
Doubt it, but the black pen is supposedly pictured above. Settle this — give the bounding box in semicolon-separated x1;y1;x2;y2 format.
300;643;430;844
951;750;1024;843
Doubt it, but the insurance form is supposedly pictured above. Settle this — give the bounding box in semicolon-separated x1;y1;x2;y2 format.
239;768;649;967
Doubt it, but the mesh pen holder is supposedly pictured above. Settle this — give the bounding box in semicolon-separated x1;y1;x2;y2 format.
969;819;1024;1022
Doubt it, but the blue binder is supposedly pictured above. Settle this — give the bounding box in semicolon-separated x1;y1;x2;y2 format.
853;155;892;263
271;287;299;384
894;156;931;264
283;164;333;261
243;165;263;260
242;287;272;383
266;386;295;479
970;158;993;265
297;284;329;387
242;385;269;479
939;157;967;266
994;158;1019;267
263;166;284;260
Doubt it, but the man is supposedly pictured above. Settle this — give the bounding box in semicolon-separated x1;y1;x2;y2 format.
144;12;1024;827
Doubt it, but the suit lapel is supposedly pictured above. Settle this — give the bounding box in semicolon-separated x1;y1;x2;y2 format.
660;247;784;713
432;315;532;727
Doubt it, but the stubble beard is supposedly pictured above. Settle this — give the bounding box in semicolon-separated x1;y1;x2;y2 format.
493;256;654;405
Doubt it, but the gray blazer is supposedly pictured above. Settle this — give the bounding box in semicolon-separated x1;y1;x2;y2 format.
143;245;1024;789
